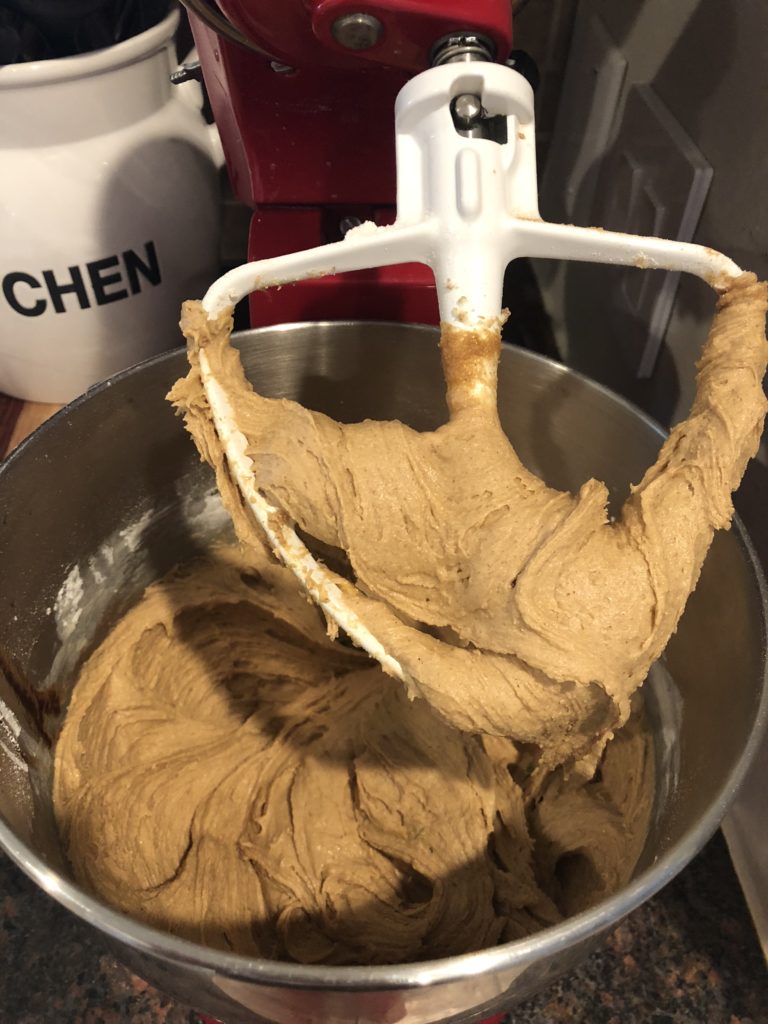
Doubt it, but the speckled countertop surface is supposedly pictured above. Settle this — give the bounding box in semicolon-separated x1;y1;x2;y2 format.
0;830;765;1024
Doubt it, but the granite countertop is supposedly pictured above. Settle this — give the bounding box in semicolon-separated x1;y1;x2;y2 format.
1;831;765;1024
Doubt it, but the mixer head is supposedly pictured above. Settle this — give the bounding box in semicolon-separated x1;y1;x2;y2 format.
200;57;740;326
180;0;515;325
182;0;739;327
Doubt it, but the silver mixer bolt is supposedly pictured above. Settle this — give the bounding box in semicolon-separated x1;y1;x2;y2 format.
332;13;383;51
452;94;483;129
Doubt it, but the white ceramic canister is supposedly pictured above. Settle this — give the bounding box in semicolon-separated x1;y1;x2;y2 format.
0;9;222;402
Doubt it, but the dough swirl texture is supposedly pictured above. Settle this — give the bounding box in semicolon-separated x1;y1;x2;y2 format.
53;272;766;963
54;546;653;963
171;274;767;767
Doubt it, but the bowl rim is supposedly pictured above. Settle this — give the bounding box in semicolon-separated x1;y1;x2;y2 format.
1;320;767;990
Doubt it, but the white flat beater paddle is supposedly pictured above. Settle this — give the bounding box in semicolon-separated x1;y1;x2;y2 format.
197;60;742;681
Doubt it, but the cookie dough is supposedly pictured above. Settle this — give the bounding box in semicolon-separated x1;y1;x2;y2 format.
171;274;768;770
53;272;766;964
54;544;653;963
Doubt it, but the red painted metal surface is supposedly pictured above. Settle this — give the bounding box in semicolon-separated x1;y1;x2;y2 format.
311;0;512;71
246;207;437;326
190;18;404;208
215;0;512;70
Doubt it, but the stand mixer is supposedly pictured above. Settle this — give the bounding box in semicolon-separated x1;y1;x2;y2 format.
180;0;515;327
179;0;742;680
0;9;765;1024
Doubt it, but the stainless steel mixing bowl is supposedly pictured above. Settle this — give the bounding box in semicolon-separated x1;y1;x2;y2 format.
0;322;766;1024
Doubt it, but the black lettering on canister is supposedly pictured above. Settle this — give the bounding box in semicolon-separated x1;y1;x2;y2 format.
124;241;161;295
87;256;129;305
42;266;90;313
2;272;46;316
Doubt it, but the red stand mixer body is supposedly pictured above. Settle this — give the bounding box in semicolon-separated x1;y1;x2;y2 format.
186;0;513;325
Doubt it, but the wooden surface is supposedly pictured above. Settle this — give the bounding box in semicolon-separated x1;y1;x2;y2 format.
0;394;62;459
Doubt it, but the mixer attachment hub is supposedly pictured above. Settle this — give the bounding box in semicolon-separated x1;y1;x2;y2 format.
430;32;495;66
